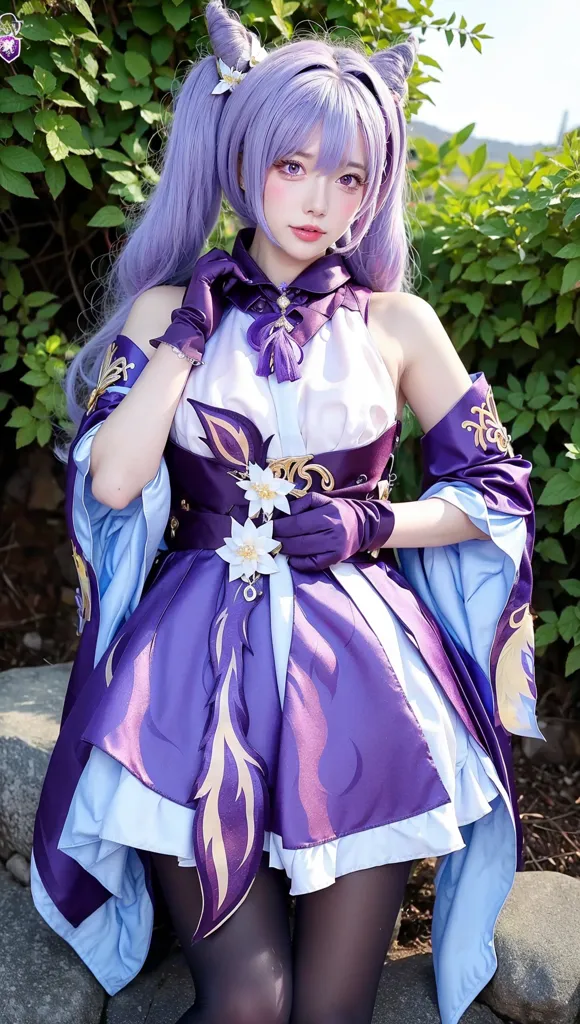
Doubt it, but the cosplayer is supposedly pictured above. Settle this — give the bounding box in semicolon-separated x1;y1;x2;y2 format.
31;2;543;1022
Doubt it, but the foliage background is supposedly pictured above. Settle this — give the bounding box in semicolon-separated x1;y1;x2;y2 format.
0;0;578;702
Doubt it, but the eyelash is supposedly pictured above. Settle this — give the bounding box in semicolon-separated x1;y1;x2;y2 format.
275;160;367;192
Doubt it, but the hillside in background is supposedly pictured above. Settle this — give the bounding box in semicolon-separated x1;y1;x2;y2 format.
409;119;565;161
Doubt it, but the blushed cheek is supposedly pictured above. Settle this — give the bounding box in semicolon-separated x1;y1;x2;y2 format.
340;193;363;220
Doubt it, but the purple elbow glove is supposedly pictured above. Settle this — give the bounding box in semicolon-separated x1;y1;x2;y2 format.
272;491;396;572
149;250;250;363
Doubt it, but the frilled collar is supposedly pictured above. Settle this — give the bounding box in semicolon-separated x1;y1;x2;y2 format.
231;226;352;300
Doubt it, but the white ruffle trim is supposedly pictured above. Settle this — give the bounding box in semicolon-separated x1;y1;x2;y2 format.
59;723;501;898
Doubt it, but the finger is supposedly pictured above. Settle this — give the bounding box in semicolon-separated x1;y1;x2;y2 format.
278;534;337;557
288;554;333;573
273;509;336;538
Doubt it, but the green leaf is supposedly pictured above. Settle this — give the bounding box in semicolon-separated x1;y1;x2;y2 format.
51;90;84;108
565;645;580;678
539;471;580;505
162;0;191;31
46;130;69;161
0;146;44;173
463;293;485;318
27;291;56;307
33;66;57;96
8;75;42;98
15;422;39;448
470;143;487;176
521;325;539;348
133;7;165;34
454;123;476;146
70;0;97;31
151;34;174;65
6;406;33;428
534;622;558;647
45;159;66;199
0;91;36;114
555;242;580;259
20;370;50;387
560;259;580;294
36;420;52;447
35;110;59;133
19;14;67;42
535;537;567;564
532;444;550;468
564;498;580;534
65;154;93;188
0;163;37;198
563;198;580;229
510;410;534;440
560;578;580;598
125;52;153;81
555;294;574;332
87;205;125;227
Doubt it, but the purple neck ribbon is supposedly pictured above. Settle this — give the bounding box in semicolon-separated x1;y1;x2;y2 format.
228;227;353;384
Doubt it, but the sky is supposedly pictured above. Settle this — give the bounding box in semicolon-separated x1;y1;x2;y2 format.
415;0;580;146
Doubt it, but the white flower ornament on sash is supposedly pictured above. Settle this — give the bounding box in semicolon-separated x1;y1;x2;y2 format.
235;462;295;518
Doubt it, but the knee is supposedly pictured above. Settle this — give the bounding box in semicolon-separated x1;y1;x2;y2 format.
212;975;292;1024
217;991;291;1024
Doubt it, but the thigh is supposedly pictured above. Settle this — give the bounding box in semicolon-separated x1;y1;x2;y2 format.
290;860;412;1024
152;851;293;1022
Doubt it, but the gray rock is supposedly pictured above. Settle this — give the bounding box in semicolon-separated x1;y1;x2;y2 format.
373;953;502;1023
5;852;31;886
0;864;105;1024
479;871;580;1024
0;662;71;858
106;949;195;1024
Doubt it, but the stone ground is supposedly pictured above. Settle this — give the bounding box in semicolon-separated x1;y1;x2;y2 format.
1;664;580;1024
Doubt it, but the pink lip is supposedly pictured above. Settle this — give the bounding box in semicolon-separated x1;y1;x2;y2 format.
291;226;325;242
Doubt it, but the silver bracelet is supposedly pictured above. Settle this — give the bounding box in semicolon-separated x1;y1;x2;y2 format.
158;341;204;366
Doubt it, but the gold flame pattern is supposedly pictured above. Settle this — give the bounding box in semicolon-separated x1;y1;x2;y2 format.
193;607;263;911
461;386;514;458
267;454;335;497
495;603;535;733
204;413;251;468
86;342;135;413
71;540;91;630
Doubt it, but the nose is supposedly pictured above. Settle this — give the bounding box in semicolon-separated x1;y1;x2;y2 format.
304;174;328;218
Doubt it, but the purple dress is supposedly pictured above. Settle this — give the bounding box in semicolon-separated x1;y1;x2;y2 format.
31;234;543;1024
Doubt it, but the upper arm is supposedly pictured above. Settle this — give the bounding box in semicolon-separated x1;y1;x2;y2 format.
121;284;186;359
372;292;472;434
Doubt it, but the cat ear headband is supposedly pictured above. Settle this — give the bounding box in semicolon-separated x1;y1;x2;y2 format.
210;29;413;106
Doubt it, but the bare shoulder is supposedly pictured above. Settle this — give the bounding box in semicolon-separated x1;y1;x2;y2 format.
369;291;472;433
120;284;187;359
368;292;444;364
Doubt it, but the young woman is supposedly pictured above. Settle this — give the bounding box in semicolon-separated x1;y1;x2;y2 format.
31;3;543;1022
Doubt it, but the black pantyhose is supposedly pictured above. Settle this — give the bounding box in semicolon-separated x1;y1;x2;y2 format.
151;850;412;1024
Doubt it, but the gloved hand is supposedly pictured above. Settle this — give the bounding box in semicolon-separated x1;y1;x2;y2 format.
149;250;250;363
272;491;396;572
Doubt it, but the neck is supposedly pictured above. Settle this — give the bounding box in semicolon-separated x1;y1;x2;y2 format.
248;225;332;290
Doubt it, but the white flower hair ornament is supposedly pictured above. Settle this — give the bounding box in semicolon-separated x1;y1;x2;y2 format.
211;32;268;94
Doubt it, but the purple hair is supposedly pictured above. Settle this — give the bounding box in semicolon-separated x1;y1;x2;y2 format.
58;0;416;459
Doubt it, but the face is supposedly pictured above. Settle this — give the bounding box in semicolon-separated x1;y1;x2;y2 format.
262;122;368;262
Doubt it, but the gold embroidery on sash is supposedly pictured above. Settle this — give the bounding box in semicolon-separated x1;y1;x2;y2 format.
461;386;514;458
87;342;135;413
266;454;335;497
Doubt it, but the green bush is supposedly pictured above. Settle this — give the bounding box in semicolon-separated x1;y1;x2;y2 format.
409;126;580;685
2;2;577;691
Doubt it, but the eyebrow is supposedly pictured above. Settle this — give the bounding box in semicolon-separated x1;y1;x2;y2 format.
292;150;367;173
